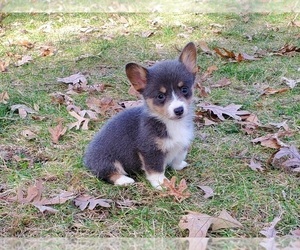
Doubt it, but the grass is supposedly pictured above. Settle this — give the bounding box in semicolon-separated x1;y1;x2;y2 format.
0;12;299;238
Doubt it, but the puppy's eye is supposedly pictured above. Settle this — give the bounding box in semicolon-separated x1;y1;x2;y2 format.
157;93;166;101
181;86;189;95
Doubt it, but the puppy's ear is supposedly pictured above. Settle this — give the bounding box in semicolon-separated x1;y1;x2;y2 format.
179;42;198;75
126;63;148;93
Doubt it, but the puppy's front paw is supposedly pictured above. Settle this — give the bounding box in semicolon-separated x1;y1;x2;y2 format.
146;172;167;190
114;175;135;186
172;161;188;171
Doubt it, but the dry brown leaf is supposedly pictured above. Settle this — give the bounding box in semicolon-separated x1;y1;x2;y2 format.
198;185;214;199
269;120;289;131
198;41;213;54
40;45;56;57
214;47;235;59
78;110;99;120
21;129;38;140
179;211;214;237
50;92;74;106
48;121;67;144
11;104;37;118
16;55;32;66
57;72;87;85
260;216;281;238
86;96;121;116
251;131;292;149
273;145;300;172
74;194;113;210
211;78;231;88
33;204;58;214
261;87;289;96
0;91;9;104
37;191;75;206
162;176;191;202
18;40;34;49
118;100;143;109
212;210;243;231
281;77;300;89
291;228;300;236
141;30;154;38
68;111;90;130
0;61;9;72
272;44;300;56
199;103;249;121
248;157;264;172
203;117;217;126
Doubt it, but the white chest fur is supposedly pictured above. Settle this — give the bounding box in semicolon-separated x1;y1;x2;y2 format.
161;115;194;165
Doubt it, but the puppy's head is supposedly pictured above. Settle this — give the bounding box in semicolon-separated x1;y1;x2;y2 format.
126;42;197;120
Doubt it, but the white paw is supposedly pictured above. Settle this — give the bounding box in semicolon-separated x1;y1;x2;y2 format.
146;172;167;190
172;161;188;171
114;175;135;186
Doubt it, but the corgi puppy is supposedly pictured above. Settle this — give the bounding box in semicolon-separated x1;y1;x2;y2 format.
84;42;197;189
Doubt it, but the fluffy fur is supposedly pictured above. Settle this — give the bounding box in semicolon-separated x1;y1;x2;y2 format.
84;42;197;189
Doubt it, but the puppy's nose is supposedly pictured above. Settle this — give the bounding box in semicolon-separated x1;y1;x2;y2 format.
174;106;184;116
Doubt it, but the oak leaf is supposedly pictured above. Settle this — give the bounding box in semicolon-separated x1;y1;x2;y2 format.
261;87;289;96
50;92;74;106
273;145;300;172
179;212;214;237
198;41;213;54
57;72;87;85
210;78;231;88
199;103;250;121
74;194;113;210
16;55;33;66
162;176;191;202
260;216;281;238
0;91;9;104
48;121;67;144
251;131;292;149
18;40;34;49
68;111;90;130
198;185;214;199
11;104;37;118
212;209;243;231
248;157;264;172
281;77;300;89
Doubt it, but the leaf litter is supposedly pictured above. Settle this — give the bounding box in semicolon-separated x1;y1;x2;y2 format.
179;209;242;237
161;176;191;202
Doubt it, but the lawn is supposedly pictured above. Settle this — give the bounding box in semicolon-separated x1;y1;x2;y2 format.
0;10;299;239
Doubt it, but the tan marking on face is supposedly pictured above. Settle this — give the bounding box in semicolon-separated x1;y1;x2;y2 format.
178;81;184;88
160;86;167;93
145;98;169;118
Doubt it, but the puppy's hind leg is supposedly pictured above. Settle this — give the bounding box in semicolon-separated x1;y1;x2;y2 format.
109;161;135;186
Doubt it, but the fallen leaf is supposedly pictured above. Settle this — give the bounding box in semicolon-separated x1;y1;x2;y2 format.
198;186;214;199
18;40;34;49
179;211;214;237
68;111;90;130
0;61;9;72
48;121;67;144
291;228;300;236
74;194;113;210
260;216;281;238
57;72;87;85
86;96;121;116
251;131;292;149
198;41;213;54
281;77;300;89
37;191;75;205
33;204;58;214
11;104;37;118
162;176;191;202
261;87;289;96
248;157;264;172
21;129;38;140
118;100;143;109
16;55;32;66
199;103;249;121
141;30;154;38
78;110;99;120
272;44;300;56
0;91;9;104
273;145;300;171
214;47;235;60
50;92;74;106
40;45;56;57
269;120;289;131
212;209;243;231
210;78;231;88
203;117;217;126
